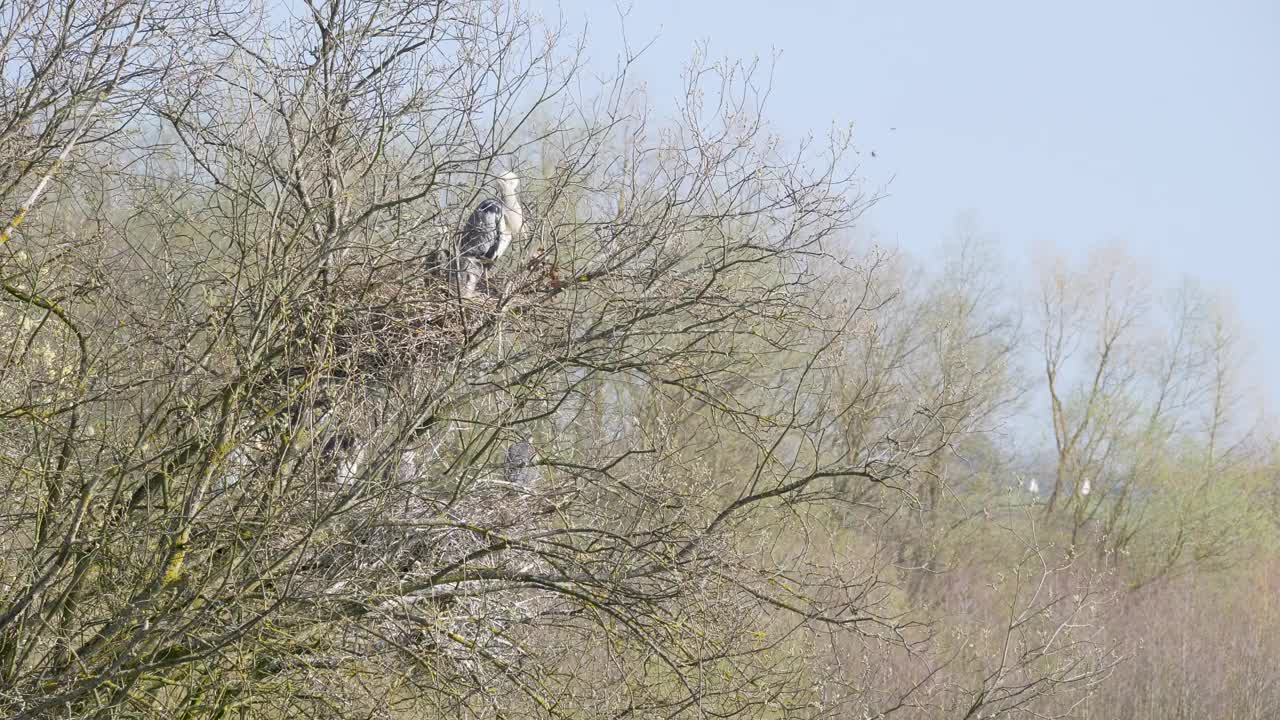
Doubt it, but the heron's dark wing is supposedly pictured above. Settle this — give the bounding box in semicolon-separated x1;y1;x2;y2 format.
459;198;503;260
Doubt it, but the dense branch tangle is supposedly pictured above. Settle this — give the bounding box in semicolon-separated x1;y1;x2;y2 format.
0;1;903;717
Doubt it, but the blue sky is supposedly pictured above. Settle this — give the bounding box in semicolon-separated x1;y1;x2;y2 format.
538;0;1280;409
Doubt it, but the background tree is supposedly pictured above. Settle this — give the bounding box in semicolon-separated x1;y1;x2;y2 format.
1033;245;1267;584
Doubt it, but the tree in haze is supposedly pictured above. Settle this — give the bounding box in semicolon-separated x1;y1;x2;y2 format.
1033;244;1269;584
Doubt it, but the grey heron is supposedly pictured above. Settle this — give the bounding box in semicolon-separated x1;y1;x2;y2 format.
455;171;523;297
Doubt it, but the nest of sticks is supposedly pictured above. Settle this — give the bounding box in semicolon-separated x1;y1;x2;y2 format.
291;255;562;382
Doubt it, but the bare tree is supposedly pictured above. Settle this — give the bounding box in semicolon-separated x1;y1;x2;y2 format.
0;2;952;717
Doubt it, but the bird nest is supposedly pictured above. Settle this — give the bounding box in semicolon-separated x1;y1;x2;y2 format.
293;259;558;383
